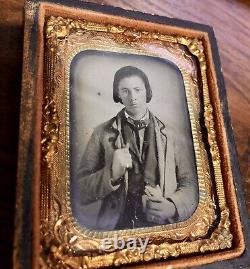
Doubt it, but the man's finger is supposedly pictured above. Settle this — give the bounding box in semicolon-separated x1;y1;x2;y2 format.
147;200;161;210
144;185;154;195
147;209;161;217
121;146;130;155
122;159;132;169
145;185;161;197
144;188;158;198
126;161;132;169
123;152;132;158
144;188;152;197
122;156;132;164
147;195;163;203
146;213;165;224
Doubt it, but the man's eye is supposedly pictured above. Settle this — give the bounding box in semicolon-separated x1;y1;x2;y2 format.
135;88;141;92
121;89;128;94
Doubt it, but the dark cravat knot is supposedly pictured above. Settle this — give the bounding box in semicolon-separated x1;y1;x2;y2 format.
127;117;150;130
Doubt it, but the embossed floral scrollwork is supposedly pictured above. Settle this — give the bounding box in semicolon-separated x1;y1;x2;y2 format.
112;243;182;267
190;201;216;240
41;95;60;167
40;15;234;269
47;16;75;51
40;215;99;269
199;208;232;253
204;104;221;162
177;37;206;70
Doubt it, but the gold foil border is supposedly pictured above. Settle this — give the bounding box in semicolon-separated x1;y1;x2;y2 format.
40;16;232;268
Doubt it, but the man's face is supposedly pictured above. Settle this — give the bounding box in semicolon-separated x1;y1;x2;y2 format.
118;75;147;118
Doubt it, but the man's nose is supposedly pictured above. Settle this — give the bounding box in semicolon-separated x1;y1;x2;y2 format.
129;90;136;100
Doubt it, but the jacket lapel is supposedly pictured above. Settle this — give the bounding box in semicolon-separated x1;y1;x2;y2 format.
111;111;124;149
111;111;129;193
112;110;141;160
152;116;167;196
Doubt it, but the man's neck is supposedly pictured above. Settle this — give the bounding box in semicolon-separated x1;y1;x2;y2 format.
124;109;148;121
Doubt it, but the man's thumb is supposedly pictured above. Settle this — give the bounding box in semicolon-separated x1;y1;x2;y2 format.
125;142;130;149
156;184;161;191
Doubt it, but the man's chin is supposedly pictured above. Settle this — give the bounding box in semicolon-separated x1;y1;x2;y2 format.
126;107;146;118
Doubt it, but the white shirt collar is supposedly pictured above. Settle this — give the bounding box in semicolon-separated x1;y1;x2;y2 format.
124;109;149;121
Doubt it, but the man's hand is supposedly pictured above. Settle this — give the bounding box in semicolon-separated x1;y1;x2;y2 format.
144;185;176;223
111;143;132;182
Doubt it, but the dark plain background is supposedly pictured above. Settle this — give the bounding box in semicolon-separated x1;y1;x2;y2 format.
0;0;249;268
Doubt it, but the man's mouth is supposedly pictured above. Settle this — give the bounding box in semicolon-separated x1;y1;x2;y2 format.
130;103;138;107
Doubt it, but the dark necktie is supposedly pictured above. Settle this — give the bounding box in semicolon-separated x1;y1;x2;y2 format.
126;117;150;152
126;117;150;130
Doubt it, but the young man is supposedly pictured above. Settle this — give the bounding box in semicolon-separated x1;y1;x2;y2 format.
76;66;198;230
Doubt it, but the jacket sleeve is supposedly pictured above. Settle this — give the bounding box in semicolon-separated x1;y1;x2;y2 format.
76;129;120;205
167;134;199;222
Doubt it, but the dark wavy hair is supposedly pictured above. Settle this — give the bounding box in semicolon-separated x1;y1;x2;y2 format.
113;66;152;104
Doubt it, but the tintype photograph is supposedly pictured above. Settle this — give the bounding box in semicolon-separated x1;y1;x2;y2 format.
70;51;199;231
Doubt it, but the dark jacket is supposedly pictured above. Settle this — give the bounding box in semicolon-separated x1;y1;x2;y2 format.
76;110;198;230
